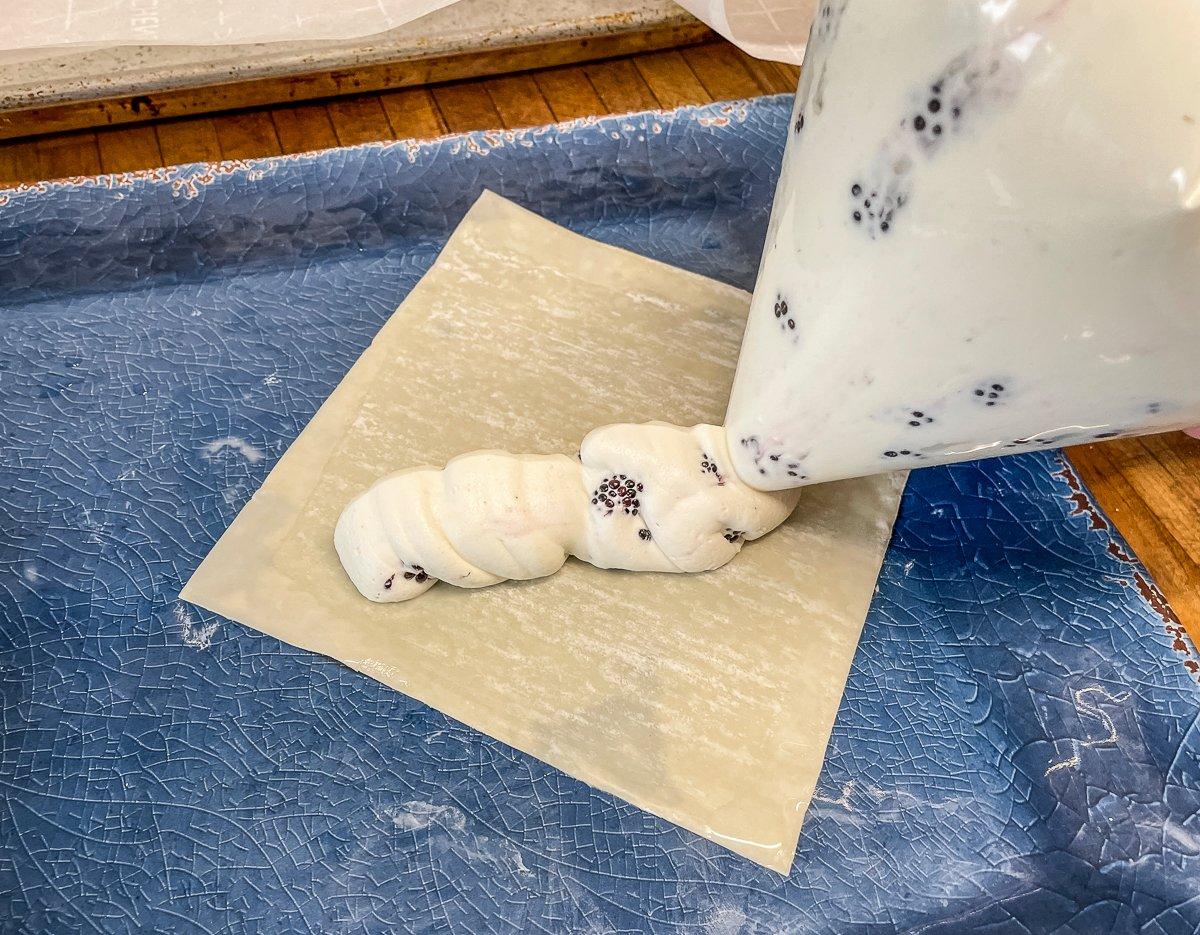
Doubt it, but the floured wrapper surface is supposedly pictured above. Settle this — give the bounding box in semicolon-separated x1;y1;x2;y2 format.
181;191;906;873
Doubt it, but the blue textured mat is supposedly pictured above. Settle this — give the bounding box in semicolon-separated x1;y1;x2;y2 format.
2;97;1198;934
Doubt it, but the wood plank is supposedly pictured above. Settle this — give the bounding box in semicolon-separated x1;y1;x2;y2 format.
327;95;395;147
1068;438;1200;641
633;49;712;109
271;102;338;155
583;58;659;113
483;74;555;129
772;61;802;88
681;42;762;100
532;66;605;122
1073;434;1200;559
0;23;713;141
431;81;504;134
1136;432;1200;524
36;131;101;180
156;117;223;166
96;124;163;174
379;86;448;140
732;48;796;95
0;139;41;186
1124;435;1200;556
212;110;282;160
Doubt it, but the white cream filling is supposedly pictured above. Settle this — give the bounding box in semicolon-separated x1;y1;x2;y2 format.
334;422;800;602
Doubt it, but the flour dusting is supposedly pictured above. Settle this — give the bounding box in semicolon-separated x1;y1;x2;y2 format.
174;603;218;650
201;436;265;463
705;905;750;935
383;801;532;876
388;801;464;833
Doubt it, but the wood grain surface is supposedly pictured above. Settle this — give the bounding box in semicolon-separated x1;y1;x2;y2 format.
0;20;713;141
0;40;1194;641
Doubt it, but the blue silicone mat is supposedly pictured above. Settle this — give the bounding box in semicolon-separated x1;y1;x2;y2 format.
2;96;1199;934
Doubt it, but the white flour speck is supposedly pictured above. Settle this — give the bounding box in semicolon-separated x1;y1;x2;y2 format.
383;801;532;876
201;436;265;463
705;905;749;935
174;603;218;650
388;801;463;833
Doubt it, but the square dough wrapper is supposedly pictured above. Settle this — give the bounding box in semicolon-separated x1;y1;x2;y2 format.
182;191;906;873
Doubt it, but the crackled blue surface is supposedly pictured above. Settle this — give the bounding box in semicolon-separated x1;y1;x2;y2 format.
2;97;1199;934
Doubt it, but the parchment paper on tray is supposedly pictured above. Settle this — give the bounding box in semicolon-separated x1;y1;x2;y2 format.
181;191;906;874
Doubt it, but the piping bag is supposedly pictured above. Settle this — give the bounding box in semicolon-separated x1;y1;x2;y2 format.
725;0;1200;491
324;0;1200;606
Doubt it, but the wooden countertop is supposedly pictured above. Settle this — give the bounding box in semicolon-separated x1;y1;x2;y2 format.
0;39;1196;643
